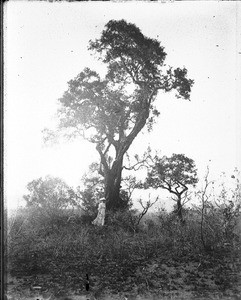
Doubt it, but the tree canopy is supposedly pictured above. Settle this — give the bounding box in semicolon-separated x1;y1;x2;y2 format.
145;154;198;191
45;20;194;211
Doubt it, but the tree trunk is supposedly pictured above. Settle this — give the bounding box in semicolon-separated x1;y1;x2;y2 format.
97;93;155;212
104;158;127;211
176;195;184;223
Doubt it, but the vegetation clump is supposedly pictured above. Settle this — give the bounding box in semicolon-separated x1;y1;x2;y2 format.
5;172;241;299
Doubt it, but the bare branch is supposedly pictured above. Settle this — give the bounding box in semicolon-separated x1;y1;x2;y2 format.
135;195;159;226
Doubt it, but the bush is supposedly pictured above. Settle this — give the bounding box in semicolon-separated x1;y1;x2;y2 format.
5;191;241;299
74;212;95;225
105;209;140;232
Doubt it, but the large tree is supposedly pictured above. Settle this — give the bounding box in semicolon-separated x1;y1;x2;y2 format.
45;20;194;211
144;153;198;222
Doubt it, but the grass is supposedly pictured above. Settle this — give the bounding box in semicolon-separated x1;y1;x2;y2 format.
4;207;241;299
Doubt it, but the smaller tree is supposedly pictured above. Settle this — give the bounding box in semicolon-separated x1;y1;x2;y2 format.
23;175;78;213
144;153;198;222
194;166;215;250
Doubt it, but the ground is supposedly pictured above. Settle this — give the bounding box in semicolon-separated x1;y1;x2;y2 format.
5;252;241;300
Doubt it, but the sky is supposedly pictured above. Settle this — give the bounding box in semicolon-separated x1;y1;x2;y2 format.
4;1;241;210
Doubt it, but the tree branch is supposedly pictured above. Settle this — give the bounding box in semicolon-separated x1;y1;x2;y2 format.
120;92;155;157
96;143;109;174
123;151;152;171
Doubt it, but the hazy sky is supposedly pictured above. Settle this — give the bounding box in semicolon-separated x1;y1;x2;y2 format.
4;1;241;209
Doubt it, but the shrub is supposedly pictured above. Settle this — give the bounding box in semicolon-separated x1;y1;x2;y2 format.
105;209;139;232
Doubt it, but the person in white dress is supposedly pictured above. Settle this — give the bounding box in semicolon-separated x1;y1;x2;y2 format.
92;197;106;226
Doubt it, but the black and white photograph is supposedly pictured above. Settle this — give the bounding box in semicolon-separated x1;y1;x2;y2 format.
3;1;241;299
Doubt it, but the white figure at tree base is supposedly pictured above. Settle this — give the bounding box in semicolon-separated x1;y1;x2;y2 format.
92;197;106;226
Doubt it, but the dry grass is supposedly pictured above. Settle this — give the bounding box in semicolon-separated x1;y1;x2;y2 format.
4;207;241;300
